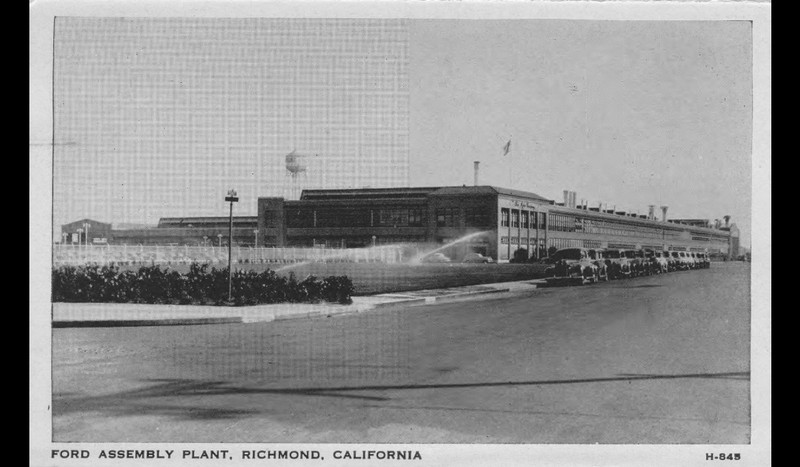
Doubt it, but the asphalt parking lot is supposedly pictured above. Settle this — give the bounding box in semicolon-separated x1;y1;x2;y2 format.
52;262;750;443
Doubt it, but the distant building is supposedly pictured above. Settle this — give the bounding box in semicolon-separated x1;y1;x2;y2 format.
60;219;112;245
60;217;259;247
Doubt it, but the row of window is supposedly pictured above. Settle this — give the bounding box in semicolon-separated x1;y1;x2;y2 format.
546;238;585;250
500;237;547;246
283;207;492;229
500;209;546;230
377;209;425;227
280;207;731;242
549;213;671;240
284;208;427;229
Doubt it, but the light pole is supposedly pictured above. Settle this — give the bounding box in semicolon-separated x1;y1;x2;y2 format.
225;189;239;302
253;229;259;248
82;222;90;247
217;234;222;248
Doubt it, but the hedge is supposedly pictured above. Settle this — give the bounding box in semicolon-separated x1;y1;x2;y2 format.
51;263;354;306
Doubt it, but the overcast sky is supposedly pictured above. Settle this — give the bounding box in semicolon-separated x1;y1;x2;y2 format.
53;18;752;245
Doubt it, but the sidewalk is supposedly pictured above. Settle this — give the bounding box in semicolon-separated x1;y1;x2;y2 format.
52;280;543;328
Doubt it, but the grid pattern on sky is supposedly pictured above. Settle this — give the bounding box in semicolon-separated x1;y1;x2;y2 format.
53;17;409;228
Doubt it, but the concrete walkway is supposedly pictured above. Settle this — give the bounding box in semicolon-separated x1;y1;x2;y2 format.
52;280;544;328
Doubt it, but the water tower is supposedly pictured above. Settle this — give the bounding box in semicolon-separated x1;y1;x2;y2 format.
285;150;315;199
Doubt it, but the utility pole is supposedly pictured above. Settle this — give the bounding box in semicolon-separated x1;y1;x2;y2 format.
225;189;239;302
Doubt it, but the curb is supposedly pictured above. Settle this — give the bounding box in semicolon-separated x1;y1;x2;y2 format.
372;297;428;309
52;317;243;328
431;287;511;303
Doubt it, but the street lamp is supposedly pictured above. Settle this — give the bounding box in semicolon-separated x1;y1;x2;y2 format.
203;235;208;247
217;234;222;247
253;229;259;248
82;222;90;247
224;189;239;302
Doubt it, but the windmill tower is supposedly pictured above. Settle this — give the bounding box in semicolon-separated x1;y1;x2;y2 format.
285;150;316;199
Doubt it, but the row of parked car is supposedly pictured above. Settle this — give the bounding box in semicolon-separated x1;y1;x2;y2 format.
544;247;711;284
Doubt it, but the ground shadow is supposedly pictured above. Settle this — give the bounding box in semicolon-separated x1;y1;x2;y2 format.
54;371;748;421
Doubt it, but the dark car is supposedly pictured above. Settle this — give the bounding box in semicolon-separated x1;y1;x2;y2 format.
544;248;600;284
587;248;609;281
421;252;451;263
623;249;647;276
603;248;625;279
698;252;711;268
462;252;495;263
643;249;665;275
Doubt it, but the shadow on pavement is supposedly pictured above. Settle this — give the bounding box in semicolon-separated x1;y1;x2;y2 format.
54;371;748;421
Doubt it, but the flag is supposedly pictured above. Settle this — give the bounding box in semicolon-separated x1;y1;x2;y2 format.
502;140;511;156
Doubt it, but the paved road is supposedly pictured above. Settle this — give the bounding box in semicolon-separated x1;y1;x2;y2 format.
52;263;750;443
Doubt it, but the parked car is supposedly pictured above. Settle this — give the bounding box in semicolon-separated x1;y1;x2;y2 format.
462;252;495;263
623;249;647;276
587;248;609;281
644;249;668;274
673;251;692;270
666;251;679;271
685;251;699;269
421;252;451;263
544;248;601;284
603;248;626;279
660;250;677;272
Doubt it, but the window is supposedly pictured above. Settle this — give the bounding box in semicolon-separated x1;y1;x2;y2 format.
521;211;529;229
465;207;489;227
408;209;425;227
263;209;280;228
511;210;520;228
550;214;577;232
286;209;314;228
501;208;509;227
436;208;459;227
377;208;408;227
315;208;370;227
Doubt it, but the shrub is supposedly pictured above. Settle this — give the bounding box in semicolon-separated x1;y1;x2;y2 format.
51;263;354;307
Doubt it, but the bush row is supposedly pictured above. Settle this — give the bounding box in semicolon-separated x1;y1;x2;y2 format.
52;263;354;306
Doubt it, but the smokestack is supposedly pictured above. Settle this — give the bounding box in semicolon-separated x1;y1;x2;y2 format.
571;192;577;209
473;161;480;186
648;205;655;220
723;215;731;227
563;190;570;206
660;206;668;222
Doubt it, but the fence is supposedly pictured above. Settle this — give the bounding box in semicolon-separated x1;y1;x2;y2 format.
52;244;414;267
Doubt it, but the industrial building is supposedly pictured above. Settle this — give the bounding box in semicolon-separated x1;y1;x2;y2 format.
61;185;739;261
61;216;259;247
256;186;738;261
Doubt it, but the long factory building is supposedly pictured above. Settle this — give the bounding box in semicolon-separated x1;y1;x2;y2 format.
62;185;739;262
256;186;738;261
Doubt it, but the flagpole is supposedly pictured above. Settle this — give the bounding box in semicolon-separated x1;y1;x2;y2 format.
503;139;512;188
